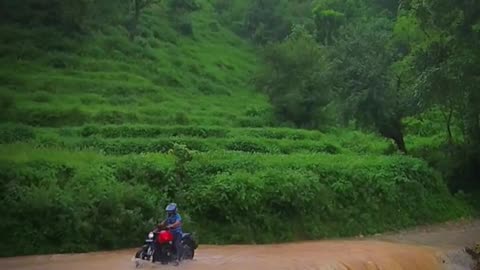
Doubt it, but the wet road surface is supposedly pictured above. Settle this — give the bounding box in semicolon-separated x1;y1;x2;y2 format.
1;220;479;270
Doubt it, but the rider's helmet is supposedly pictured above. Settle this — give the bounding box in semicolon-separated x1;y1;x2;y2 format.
165;203;177;218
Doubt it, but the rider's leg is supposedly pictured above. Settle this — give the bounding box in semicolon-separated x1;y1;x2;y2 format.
174;233;183;262
152;242;159;262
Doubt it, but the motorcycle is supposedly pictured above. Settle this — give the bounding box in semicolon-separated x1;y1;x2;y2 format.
134;224;198;267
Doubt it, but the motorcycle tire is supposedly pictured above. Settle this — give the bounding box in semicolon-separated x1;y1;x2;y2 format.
182;245;195;260
158;245;171;265
135;249;143;259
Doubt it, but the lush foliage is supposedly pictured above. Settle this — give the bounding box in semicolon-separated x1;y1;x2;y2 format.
256;26;332;128
228;0;480;190
0;0;478;257
0;145;470;255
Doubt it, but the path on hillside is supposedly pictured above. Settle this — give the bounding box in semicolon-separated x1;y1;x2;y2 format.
1;220;479;270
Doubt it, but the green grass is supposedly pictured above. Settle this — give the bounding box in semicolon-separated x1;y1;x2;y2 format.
0;2;268;128
0;123;394;155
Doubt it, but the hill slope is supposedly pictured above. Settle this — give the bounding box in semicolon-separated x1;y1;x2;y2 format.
0;0;471;256
0;2;268;128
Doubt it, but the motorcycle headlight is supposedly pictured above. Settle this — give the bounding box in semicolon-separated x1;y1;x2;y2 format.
148;232;154;239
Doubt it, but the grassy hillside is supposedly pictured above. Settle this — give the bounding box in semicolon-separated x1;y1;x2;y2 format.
0;0;472;256
0;2;269;128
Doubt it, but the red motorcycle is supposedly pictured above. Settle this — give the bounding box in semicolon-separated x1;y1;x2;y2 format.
134;224;197;267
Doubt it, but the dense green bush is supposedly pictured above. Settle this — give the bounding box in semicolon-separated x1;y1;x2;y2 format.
276;139;341;154
109;154;176;194
0;145;471;255
407;134;480;192
239;127;321;140
186;152;471;243
0;150;165;256
14;107;89;127
92;110;139;124
226;138;273;153
0;124;36;143
79;125;229;138
42;137;348;155
44;125;387;155
73;138;176;155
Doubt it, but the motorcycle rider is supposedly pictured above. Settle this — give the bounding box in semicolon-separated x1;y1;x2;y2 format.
158;203;183;266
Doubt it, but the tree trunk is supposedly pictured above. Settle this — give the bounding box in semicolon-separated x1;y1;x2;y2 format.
130;0;141;39
135;0;141;24
442;106;454;145
393;133;407;154
378;118;407;154
464;93;480;145
129;0;148;40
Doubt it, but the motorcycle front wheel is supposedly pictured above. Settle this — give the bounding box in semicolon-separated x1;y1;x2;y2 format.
135;249;143;259
156;245;171;265
134;249;145;269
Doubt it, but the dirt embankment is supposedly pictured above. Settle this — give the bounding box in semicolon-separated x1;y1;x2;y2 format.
0;219;479;270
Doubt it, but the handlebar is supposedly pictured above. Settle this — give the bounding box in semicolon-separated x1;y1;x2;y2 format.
153;224;172;232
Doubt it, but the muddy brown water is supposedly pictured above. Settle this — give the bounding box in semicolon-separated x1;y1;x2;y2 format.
1;220;479;270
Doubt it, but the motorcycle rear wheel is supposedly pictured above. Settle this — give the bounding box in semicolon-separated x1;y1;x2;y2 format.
182;245;195;260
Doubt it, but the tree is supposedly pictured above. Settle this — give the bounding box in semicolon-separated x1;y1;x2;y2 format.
255;25;332;128
332;16;412;153
243;0;291;44
373;0;400;14
0;0;92;31
126;0;162;39
313;7;345;45
402;0;480;189
408;0;480;145
313;0;370;19
165;0;200;36
167;0;199;12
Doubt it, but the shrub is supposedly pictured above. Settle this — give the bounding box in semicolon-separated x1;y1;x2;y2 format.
236;116;271;128
277;140;341;154
111;154;175;191
77;125;229;139
0;154;164;256
226;138;272;153
241;128;312;140
74;138;174;155
43;52;80;69
64;130;389;155
35;133;66;148
176;17;194;36
172;112;190;125
32;91;52;103
0;92;16;121
185;152;471;243
15;107;89;127
0;124;36;143
93;110;138;124
0;146;472;254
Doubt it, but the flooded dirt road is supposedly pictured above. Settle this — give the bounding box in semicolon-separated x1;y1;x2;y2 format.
1;220;479;270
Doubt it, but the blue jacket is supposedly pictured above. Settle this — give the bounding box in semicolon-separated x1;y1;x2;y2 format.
166;213;183;235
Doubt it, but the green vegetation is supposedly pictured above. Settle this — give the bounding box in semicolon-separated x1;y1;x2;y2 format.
246;0;480;190
0;0;478;256
0;145;469;256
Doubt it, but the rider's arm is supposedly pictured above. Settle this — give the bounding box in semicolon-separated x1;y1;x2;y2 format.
167;214;182;229
156;219;166;229
168;220;181;229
